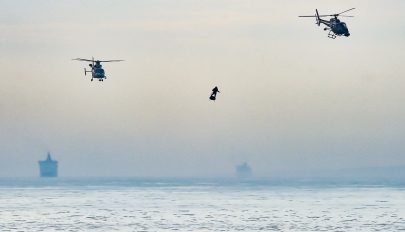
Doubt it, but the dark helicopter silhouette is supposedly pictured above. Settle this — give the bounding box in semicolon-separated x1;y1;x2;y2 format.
73;57;124;81
299;8;355;39
209;86;220;101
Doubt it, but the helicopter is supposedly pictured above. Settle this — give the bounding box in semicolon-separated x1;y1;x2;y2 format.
72;57;124;81
299;8;355;39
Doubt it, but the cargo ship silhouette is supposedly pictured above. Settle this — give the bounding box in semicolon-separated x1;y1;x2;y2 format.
38;152;58;177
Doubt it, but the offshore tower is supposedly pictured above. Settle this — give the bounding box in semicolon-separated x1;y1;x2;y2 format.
38;152;58;177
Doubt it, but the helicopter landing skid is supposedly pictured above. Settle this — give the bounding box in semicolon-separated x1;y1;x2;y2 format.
327;31;336;39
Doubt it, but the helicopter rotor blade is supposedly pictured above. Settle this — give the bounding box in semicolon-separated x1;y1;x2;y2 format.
73;58;124;63
72;58;93;62
299;15;330;18
98;60;124;62
339;15;354;17
336;8;355;16
299;9;333;18
300;8;355;18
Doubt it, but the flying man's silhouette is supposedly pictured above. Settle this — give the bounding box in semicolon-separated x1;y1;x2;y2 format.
209;86;220;101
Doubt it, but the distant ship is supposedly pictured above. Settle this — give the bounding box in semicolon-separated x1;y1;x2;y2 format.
236;162;252;179
38;152;58;177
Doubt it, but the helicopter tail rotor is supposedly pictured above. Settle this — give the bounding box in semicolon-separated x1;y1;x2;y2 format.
84;68;87;76
315;9;321;26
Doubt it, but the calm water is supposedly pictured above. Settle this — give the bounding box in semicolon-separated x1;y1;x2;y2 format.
0;178;404;231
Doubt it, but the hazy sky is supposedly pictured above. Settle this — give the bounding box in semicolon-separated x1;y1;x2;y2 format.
1;0;405;177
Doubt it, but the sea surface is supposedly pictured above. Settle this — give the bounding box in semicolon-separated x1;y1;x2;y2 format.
0;178;404;231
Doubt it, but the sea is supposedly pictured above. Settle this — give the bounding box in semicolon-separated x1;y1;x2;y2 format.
0;178;404;232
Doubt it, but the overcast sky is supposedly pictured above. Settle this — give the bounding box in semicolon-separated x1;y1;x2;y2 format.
0;0;404;177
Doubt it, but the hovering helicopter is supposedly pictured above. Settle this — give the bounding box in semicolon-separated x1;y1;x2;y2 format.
72;57;124;81
299;8;355;39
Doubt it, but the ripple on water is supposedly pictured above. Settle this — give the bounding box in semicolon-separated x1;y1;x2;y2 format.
0;185;405;231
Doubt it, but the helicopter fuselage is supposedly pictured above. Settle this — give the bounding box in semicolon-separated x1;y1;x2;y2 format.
319;18;350;37
91;63;106;79
86;61;107;81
